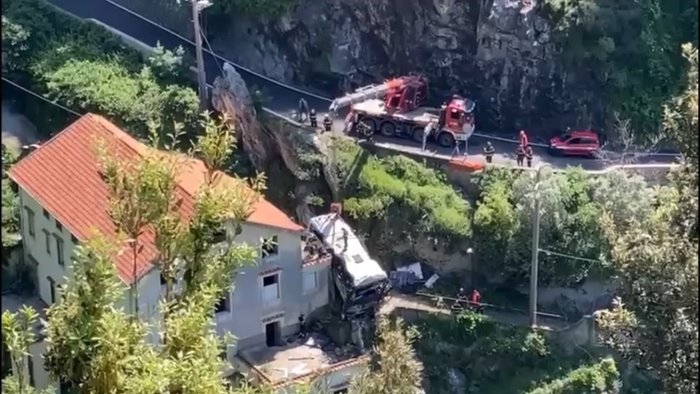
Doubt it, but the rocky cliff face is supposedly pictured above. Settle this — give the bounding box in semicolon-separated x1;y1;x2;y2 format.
209;0;602;133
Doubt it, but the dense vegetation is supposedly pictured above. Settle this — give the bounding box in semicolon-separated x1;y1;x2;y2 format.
2;0;199;138
1;145;20;248
543;0;698;139
415;312;620;393
330;136;471;255
472;167;653;286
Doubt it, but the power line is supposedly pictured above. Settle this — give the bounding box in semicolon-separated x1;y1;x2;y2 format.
538;248;606;265
2;77;83;117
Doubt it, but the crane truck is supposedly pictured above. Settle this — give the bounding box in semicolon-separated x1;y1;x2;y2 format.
329;75;476;148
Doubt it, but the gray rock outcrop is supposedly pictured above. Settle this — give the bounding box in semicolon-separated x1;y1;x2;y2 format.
208;0;598;133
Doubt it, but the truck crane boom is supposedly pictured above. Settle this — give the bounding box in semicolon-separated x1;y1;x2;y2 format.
329;76;424;114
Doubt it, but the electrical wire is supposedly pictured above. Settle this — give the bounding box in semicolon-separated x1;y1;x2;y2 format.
2;77;83;117
538;248;606;265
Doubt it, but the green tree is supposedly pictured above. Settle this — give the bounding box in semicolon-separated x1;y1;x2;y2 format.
1;15;29;75
596;43;699;394
2;307;53;394
527;358;620;394
350;317;424;394
2;144;20;248
542;0;698;138
148;42;189;85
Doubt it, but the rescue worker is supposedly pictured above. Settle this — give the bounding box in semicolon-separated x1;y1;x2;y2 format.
323;114;333;133
309;108;317;128
483;141;495;163
519;129;529;148
525;145;534;168
451;139;461;157
516;145;526;167
298;314;307;338
422;122;435;152
298;98;309;123
469;289;483;313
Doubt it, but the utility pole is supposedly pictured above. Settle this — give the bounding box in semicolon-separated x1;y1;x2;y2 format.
529;166;543;328
192;0;211;111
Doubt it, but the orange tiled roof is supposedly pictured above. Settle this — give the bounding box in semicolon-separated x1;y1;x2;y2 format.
8;114;303;284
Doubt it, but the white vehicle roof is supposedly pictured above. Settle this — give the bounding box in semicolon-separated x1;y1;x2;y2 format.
308;214;388;288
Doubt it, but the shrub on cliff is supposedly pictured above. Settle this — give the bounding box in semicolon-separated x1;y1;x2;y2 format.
343;153;471;248
3;0;199;138
473;167;655;286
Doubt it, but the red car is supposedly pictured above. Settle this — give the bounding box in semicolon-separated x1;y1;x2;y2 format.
548;130;601;157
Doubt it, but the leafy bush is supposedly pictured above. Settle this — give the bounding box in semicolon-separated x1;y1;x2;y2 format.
472;167;654;286
527;358;620;394
208;0;295;17
344;154;471;246
2;145;20;248
3;0;199;138
542;0;697;138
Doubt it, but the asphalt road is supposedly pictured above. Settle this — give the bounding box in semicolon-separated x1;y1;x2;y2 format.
48;0;680;170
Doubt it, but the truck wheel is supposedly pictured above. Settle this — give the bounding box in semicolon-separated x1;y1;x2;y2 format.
437;132;455;148
356;118;376;134
412;126;425;143
379;121;396;137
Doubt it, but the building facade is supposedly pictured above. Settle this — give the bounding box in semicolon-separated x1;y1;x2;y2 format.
8;114;357;393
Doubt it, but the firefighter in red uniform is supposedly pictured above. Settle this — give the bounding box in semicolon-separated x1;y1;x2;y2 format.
470;289;483;313
519;130;529;148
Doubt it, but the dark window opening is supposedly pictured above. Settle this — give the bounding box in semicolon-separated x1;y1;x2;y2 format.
43;230;51;254
25;207;35;237
265;320;281;347
42;209;49;219
55;220;63;232
48;276;56;304
55;236;65;266
263;274;279;287
70;235;78;244
160;272;167;285
261;236;279;257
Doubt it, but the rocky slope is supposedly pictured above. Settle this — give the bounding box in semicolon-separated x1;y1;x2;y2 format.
207;0;600;133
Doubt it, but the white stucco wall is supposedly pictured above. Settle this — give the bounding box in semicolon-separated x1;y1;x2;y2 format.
19;188;76;306
214;222;330;352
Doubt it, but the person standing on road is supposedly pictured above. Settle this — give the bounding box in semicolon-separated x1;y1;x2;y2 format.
519;129;529;148
470;289;483;313
298;98;309;123
525;145;534;168
516;145;526;167
309;108;317;128
422;122;435;151
483;141;495;163
451;139;461;157
323;114;333;133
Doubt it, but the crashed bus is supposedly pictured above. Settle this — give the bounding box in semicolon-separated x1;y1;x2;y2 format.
308;213;391;320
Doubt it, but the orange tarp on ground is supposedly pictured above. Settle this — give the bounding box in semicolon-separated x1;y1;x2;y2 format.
447;157;486;172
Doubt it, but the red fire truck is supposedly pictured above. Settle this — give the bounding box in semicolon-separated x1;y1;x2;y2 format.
329;75;476;147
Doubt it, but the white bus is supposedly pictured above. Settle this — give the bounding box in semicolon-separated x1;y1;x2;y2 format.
308;214;391;319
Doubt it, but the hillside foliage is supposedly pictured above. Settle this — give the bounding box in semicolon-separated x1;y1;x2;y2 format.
2;0;199;138
543;0;698;139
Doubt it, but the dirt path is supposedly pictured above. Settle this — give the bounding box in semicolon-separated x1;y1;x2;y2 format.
2;101;40;154
380;292;569;331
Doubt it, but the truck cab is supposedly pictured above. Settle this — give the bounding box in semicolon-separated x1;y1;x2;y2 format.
436;95;476;147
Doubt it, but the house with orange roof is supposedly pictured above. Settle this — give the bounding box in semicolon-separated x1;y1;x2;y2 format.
7;114;366;393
